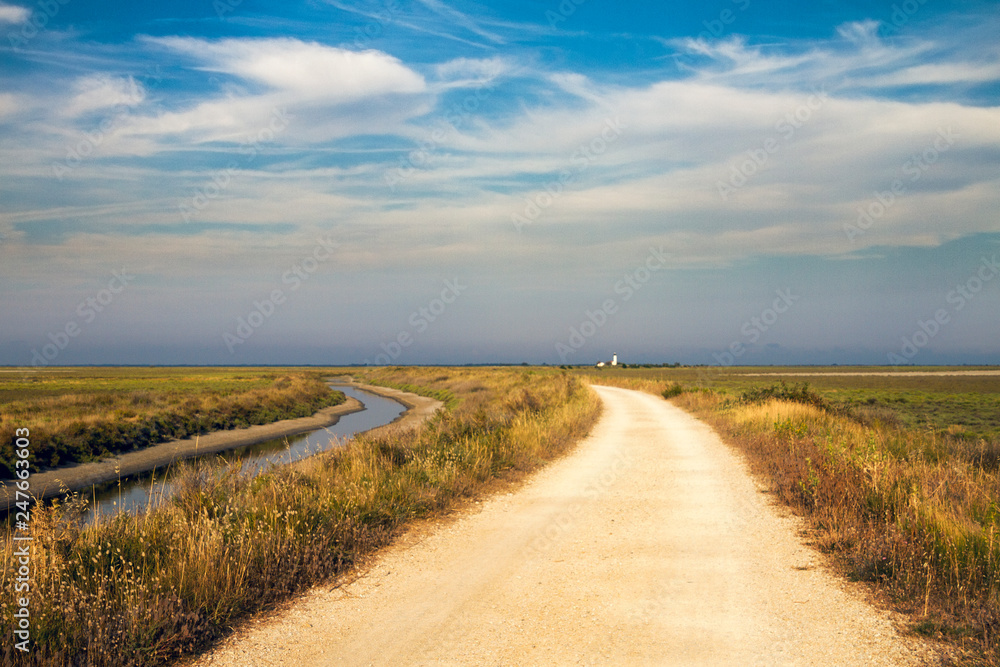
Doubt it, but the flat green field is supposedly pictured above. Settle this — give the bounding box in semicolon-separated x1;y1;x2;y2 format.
0;367;312;405
0;367;343;474
6;365;997;444
575;366;1000;440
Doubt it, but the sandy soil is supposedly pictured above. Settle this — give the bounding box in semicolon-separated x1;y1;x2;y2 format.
191;385;942;666
1;381;441;511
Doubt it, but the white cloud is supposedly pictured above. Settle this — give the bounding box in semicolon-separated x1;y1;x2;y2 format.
89;38;432;150
114;88;432;150
6;20;1000;274
680;36;817;78
0;2;29;24
669;26;947;94
434;57;508;84
835;20;882;46
150;37;426;101
364;66;1000;264
872;62;1000;86
62;75;145;117
0;92;22;118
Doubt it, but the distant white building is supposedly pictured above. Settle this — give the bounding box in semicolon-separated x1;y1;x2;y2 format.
595;353;619;368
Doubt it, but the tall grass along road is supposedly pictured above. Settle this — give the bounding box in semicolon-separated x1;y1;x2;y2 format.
1;368;597;665
195;385;937;666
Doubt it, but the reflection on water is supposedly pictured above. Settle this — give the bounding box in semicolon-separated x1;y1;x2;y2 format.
82;385;406;524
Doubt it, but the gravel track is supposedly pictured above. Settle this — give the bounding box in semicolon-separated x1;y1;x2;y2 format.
192;385;941;666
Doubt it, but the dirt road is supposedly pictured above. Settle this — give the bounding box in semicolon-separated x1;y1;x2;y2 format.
195;385;937;666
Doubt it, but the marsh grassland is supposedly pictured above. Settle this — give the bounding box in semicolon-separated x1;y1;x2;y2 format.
0;368;344;478
0;367;599;666
5;364;997;664
583;365;1000;665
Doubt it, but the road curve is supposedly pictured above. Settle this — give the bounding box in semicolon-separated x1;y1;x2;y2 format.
193;385;936;666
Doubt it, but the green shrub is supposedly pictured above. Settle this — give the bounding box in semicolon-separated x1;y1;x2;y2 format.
738;381;827;408
662;383;685;398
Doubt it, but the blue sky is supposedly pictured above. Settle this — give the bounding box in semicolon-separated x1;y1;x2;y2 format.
1;0;999;366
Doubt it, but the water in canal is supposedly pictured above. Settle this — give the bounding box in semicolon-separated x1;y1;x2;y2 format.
81;384;406;524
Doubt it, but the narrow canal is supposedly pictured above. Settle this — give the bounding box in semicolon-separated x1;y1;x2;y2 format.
81;384;406;524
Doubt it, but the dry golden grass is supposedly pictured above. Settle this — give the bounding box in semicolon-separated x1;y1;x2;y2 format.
584;371;1000;664
678;393;1000;664
0;368;600;666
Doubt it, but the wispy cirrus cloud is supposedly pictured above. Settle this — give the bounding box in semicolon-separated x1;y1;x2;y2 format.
322;0;500;50
665;18;1000;100
413;0;505;44
872;62;1000;86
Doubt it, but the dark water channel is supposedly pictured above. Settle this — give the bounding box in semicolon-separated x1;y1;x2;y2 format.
80;384;405;525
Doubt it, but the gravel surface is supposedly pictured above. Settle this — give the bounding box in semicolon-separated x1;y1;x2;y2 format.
191;385;943;666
